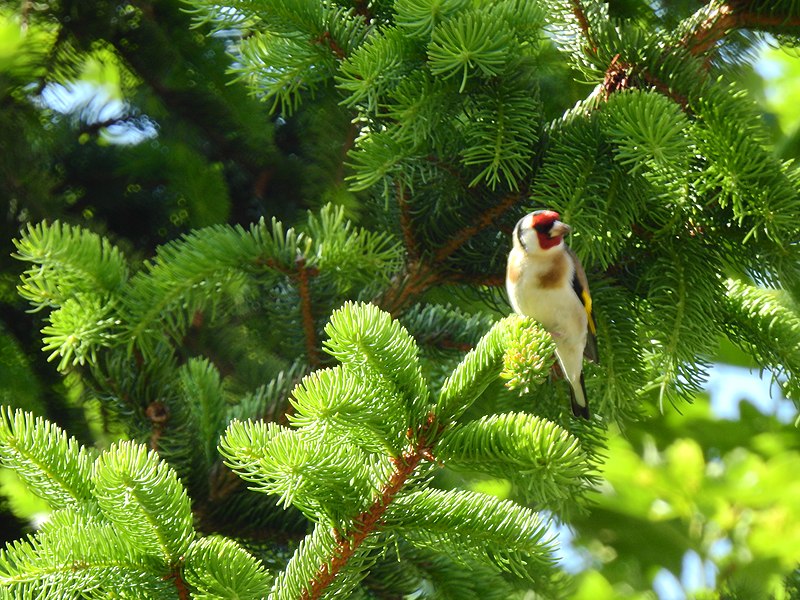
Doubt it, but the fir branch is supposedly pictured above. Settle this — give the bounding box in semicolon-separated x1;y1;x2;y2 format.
236;32;334;115
0;408;95;511
384;487;557;581
588;281;647;421
183;536;272;599
365;543;526;599
289;365;405;454
322;302;430;420
394;0;470;38
461;83;540;189
123;219;300;357
639;239;722;409
225;362;307;425
501;320;557;392
569;0;596;53
691;81;800;243
179;358;227;468
300;417;440;600
13;221;128;310
222;306;564;597
437;412;591;514
373;259;439;316
722;279;800;401
427;13;513;93
684;2;738;57
683;2;800;58
295;257;321;368
396;181;420;260
0;509;174;598
399;303;495;351
92;441;195;563
271;520;371;599
436;316;539;423
375;190;521;315
304;203;403;295
604;89;690;176
638;69;691;111
337;27;414;113
372;189;521;313
0;423;256;598
41;295;122;372
434;191;522;263
220;420;378;522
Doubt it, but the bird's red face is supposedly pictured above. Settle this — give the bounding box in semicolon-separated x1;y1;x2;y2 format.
530;210;570;250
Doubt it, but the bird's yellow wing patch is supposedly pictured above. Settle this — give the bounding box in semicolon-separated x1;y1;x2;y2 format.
582;289;596;335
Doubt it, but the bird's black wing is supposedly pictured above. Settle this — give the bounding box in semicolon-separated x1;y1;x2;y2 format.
567;247;599;363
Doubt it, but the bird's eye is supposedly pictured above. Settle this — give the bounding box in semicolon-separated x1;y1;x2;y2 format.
533;221;553;234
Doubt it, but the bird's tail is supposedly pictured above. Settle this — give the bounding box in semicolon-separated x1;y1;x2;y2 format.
568;372;590;420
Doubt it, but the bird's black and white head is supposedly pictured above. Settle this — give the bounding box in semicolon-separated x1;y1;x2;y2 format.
513;210;571;254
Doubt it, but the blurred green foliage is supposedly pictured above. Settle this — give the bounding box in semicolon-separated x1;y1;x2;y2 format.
570;397;800;598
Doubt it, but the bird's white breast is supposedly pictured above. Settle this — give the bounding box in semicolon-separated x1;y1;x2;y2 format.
506;247;587;340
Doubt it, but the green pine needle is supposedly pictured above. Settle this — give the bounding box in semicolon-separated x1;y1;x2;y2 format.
92;441;195;562
184;536;273;599
427;13;513;93
0;407;94;511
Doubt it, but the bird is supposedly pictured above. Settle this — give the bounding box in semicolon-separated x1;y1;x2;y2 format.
505;210;598;419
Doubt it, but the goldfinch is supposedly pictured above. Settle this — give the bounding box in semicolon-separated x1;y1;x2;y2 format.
506;210;598;418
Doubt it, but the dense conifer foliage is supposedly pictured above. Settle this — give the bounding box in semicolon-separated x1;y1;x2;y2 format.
1;0;800;597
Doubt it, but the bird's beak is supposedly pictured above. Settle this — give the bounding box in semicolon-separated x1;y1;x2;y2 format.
550;221;571;237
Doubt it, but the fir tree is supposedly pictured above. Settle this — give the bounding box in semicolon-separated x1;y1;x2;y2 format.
2;0;800;598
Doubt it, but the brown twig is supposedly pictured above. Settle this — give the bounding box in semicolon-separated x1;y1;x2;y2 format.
376;192;522;315
374;259;440;316
166;565;190;600
569;0;592;39
295;257;321;368
683;3;738;57
352;0;372;22
596;3;800;110
396;181;419;260
601;52;692;110
145;400;169;452
640;71;691;111
436;338;476;353
570;0;597;55
259;257;295;275
314;31;347;60
258;256;322;367
601;54;630;99
434;192;522;263
300;415;443;599
684;3;800;58
743;12;800;28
